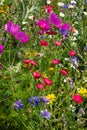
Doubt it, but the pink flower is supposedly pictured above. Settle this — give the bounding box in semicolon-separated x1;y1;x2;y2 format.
40;39;48;46
45;6;53;13
0;45;5;54
60;69;68;75
38;19;50;30
14;31;30;43
73;94;83;104
54;41;62;46
36;83;45;90
5;21;20;35
23;59;30;64
52;59;60;65
30;60;37;66
49;13;62;28
32;72;41;79
60;23;70;30
43;78;53;86
69;50;76;57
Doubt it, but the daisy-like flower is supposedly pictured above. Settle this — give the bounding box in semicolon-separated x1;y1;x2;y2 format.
78;88;87;97
58;2;64;7
40;109;51;119
46;94;56;104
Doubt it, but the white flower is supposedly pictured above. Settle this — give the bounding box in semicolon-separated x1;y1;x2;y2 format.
68;5;74;8
59;12;65;17
71;0;77;4
58;2;64;7
47;0;51;4
28;15;34;20
83;12;87;16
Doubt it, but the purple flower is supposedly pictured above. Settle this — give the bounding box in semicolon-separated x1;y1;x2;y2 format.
61;29;68;35
83;46;87;51
69;56;78;66
62;5;69;9
49;13;62;28
41;109;51;119
60;23;70;30
13;99;23;110
28;96;40;106
38;19;50;31
0;45;5;54
5;21;20;35
40;96;49;103
14;31;30;43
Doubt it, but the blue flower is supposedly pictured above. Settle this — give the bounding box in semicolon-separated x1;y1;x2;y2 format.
62;5;69;9
13;99;23;110
40;96;49;103
83;46;87;51
41;109;51;119
61;29;68;35
28;96;40;106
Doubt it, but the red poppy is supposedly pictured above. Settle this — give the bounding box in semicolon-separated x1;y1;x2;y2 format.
52;59;60;65
73;94;83;104
60;69;68;75
45;6;53;13
69;50;76;57
36;83;45;90
32;71;41;79
43;78;53;86
54;41;62;46
40;39;48;46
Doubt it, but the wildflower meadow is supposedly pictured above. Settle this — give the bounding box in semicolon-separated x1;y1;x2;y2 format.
0;0;87;130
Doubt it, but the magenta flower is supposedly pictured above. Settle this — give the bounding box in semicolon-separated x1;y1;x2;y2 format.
49;13;62;28
5;21;20;35
0;45;5;54
38;19;50;30
60;23;70;30
14;31;30;43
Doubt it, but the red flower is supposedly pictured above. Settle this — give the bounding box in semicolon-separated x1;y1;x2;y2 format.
54;41;62;46
40;39;48;46
52;59;60;65
36;83;45;90
43;78;53;86
32;71;41;79
73;94;83;104
30;60;37;66
46;30;57;35
45;6;53;13
60;69;68;75
23;59;30;64
69;50;76;57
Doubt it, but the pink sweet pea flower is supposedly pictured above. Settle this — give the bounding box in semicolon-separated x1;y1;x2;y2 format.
54;41;62;46
60;69;68;75
36;83;45;90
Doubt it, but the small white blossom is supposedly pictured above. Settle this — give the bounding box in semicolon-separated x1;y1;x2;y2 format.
58;2;64;7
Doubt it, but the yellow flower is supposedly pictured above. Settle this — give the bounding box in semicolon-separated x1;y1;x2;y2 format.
78;88;87;97
0;9;4;13
49;67;54;71
4;76;9;79
46;94;56;104
42;73;47;78
34;51;39;56
23;64;28;68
